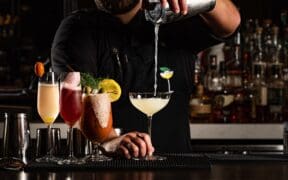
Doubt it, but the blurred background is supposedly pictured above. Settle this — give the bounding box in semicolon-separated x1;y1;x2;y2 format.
0;0;286;89
0;0;286;121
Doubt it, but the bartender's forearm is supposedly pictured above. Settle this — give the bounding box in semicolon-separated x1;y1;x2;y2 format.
200;0;241;38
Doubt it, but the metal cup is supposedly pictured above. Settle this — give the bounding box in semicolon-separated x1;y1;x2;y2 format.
72;128;92;157
2;112;30;164
35;128;61;157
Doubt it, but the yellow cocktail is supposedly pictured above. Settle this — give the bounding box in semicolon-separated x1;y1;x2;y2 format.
37;83;59;124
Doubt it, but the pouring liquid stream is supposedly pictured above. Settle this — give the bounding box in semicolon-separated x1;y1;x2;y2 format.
153;23;160;95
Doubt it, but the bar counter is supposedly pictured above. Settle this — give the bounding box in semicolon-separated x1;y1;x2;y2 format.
1;97;288;179
1;161;288;180
2;153;288;180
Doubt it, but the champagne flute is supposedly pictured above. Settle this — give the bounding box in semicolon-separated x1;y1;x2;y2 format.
58;72;85;165
36;71;60;163
80;93;113;162
129;91;173;160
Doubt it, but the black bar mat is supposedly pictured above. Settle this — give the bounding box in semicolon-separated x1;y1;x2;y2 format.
206;154;288;162
24;154;211;171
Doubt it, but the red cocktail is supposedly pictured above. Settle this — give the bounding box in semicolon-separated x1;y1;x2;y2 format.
59;72;84;165
60;87;82;126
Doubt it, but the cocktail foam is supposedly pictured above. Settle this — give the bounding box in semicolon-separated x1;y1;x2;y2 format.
62;72;81;90
64;72;80;87
89;93;111;128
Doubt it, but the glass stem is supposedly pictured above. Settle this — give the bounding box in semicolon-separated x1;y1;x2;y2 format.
92;143;100;159
167;79;171;92
147;115;153;139
20;149;27;164
68;127;74;158
47;124;52;156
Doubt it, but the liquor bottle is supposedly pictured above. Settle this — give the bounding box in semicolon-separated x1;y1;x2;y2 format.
226;67;254;123
219;61;228;87
272;26;280;48
242;19;256;72
189;83;212;123
262;19;273;63
280;11;288;122
224;31;249;123
189;60;212;123
254;27;264;62
205;55;223;93
251;62;268;123
211;62;225;123
282;28;288;121
211;62;234;123
226;31;243;89
232;62;255;123
267;63;285;123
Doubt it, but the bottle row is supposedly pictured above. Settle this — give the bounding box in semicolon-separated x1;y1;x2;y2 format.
189;17;288;124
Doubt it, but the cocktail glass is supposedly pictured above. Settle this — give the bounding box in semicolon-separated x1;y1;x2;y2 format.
36;71;60;163
58;72;85;165
129;91;173;160
80;93;113;162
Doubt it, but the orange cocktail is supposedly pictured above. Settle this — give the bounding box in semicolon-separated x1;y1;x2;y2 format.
81;93;113;143
80;93;113;161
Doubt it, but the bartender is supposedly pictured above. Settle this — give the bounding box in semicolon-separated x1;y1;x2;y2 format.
51;0;240;159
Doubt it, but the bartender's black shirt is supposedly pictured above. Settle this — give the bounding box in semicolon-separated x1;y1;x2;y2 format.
51;9;224;153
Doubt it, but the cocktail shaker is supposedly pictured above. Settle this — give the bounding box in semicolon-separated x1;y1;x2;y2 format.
2;113;30;164
72;128;92;157
144;0;216;24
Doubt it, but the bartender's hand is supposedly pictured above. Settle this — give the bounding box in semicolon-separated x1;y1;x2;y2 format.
161;0;188;15
101;132;155;159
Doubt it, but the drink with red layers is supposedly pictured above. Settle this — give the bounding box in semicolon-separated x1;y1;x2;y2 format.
60;86;82;127
58;72;85;165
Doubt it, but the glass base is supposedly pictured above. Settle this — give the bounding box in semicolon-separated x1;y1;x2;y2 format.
57;156;85;165
0;157;26;171
84;154;112;162
133;155;167;161
35;155;62;163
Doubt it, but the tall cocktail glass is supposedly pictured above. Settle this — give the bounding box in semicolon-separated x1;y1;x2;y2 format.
80;93;113;162
58;72;85;164
36;71;60;163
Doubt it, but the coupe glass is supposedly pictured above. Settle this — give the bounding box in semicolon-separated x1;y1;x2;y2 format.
129;91;173;160
58;72;85;165
36;71;60;163
80;93;113;162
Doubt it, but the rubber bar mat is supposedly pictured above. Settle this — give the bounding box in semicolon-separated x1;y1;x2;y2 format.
206;154;288;162
24;154;211;171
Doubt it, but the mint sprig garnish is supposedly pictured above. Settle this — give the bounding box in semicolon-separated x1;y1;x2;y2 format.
80;73;103;94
